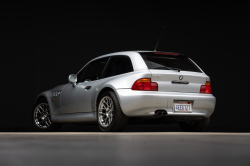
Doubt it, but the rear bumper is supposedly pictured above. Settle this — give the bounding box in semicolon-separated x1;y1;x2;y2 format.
116;89;216;118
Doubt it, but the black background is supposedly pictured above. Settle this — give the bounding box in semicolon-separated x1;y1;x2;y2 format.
1;2;249;131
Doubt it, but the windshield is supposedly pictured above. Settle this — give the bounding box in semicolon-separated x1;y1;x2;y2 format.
139;52;202;73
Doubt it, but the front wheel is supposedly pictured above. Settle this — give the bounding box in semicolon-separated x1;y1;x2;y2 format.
179;117;210;132
97;91;128;132
32;98;62;132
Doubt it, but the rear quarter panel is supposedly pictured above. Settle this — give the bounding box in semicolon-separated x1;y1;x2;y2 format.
92;70;152;112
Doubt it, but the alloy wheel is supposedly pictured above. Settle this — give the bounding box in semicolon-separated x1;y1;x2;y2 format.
98;96;114;127
33;103;52;129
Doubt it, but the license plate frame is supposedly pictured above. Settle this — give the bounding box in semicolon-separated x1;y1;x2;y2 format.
174;100;192;113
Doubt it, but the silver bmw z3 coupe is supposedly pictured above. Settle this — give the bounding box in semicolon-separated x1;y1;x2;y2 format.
32;51;216;132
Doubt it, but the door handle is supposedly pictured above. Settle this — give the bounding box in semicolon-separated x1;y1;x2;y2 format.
171;80;189;84
85;86;91;90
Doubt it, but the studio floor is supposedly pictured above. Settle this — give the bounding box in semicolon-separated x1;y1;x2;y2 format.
1;132;250;166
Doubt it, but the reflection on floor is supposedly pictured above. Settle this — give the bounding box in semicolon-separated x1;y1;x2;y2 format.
1;131;250;166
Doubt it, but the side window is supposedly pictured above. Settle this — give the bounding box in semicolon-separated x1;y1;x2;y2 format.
77;57;109;82
103;56;133;78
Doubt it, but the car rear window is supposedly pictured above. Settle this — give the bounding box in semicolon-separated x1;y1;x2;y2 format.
139;52;202;73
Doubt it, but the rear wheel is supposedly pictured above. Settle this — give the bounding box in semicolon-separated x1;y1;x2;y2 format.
97;91;128;132
179;117;210;132
32;98;62;132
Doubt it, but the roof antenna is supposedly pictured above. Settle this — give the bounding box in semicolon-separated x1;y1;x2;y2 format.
154;26;165;51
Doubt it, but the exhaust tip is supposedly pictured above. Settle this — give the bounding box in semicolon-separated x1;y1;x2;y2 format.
154;110;167;116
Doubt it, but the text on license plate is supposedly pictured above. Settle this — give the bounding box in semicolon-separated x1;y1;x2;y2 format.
174;101;192;112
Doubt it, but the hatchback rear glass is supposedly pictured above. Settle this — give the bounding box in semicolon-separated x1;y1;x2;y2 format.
139;52;202;73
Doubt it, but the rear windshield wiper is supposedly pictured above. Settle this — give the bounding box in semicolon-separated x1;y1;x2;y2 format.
152;66;181;72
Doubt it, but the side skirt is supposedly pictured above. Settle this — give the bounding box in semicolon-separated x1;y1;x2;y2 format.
51;112;97;123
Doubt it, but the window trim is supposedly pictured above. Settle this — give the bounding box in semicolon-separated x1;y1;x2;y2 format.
100;56;111;79
76;64;88;83
76;56;111;83
101;55;134;79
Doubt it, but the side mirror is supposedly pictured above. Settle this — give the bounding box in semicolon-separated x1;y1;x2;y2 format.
68;74;77;87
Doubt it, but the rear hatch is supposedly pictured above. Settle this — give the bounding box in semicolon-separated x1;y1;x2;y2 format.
139;52;207;93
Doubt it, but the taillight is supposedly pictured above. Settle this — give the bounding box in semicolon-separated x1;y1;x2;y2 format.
132;78;158;91
200;81;212;94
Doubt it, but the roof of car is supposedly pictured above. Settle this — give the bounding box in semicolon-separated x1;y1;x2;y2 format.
109;50;187;57
77;50;189;74
90;50;188;62
103;50;185;55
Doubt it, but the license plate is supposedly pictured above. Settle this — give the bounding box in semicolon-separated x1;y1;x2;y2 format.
174;101;192;112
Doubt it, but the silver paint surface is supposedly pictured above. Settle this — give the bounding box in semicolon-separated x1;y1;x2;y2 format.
35;51;216;123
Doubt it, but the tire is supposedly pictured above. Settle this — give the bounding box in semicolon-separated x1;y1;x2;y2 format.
97;91;128;132
179;117;210;132
32;98;62;132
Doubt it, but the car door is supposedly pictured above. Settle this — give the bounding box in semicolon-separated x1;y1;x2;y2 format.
60;57;110;114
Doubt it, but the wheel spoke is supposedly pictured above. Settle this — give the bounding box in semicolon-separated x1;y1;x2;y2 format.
45;121;49;127
102;100;109;108
106;118;109;125
39;105;45;112
107;98;112;108
103;116;107;122
36;107;42;114
101;103;107;109
105;98;109;107
108;117;111;125
103;117;107;125
47;119;52;125
108;98;112;107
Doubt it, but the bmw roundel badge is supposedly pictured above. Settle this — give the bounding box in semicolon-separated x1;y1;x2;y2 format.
179;75;183;80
